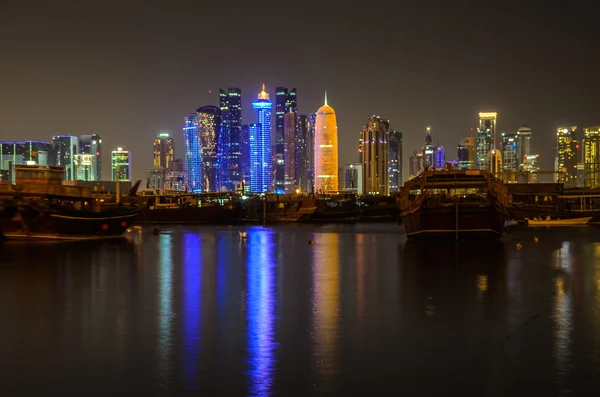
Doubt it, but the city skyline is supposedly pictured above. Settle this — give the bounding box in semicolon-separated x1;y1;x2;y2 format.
1;2;598;182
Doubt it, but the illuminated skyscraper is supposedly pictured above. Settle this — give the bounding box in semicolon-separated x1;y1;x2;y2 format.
488;149;502;177
74;154;98;181
274;87;297;193
339;163;363;195
422;127;434;168
250;84;273;193
196;105;222;192
52;135;79;180
457;136;475;170
219;88;242;190
153;132;174;170
79;134;102;180
387;130;403;193
182;114;202;192
516;124;532;168
501;132;519;171
296;115;313;193
314;92;339;193
476;112;497;170
240;124;250;192
284;112;296;193
434;145;445;168
0;141;51;183
111;147;130;181
408;151;423;178
583;126;600;188
361;115;387;195
309;112;316;192
556;126;578;187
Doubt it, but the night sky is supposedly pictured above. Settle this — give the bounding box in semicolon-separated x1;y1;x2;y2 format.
1;0;598;182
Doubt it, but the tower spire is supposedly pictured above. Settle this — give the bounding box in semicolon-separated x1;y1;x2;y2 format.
324;91;328;106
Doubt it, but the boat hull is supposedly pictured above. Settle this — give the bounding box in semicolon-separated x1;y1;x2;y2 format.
134;205;240;224
402;204;505;241
525;217;592;226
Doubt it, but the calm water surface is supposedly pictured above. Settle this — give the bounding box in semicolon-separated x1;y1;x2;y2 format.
1;224;600;396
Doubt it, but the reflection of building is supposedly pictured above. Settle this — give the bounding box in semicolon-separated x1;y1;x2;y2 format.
314;93;339;193
339;163;363;195
387;130;403;193
408;151;422;178
182;114;202;192
556;127;579;187
52;135;79;180
251;84;273;193
476;112;497;170
111;147;130;182
79;134;102;180
296;115;313;193
74;154;98;181
283;112;296;193
196;105;222;192
457;136;475;170
153;132;174;170
584;126;600;188
275;87;297;193
361;116;388;195
422;127;434;167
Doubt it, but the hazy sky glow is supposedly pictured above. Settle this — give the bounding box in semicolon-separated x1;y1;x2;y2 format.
1;1;598;181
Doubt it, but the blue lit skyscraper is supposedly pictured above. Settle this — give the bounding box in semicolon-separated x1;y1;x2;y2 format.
183;114;202;192
251;84;272;193
219;88;243;191
241;124;250;192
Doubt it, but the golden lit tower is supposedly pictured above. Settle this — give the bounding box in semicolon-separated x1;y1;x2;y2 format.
153;132;174;169
314;92;339;193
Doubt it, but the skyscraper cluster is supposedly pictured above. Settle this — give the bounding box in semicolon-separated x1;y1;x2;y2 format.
180;85;337;194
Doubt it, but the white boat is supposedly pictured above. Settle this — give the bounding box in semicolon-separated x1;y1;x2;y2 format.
525;216;592;226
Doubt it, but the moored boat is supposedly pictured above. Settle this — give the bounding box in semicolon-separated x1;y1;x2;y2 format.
399;170;510;241
525;216;592;226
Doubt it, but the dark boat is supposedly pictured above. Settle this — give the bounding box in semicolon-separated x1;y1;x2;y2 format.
0;164;142;240
357;195;400;222
399;170;509;241
264;195;317;222
304;196;361;223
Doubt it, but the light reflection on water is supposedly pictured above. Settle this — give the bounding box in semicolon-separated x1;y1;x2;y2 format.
552;242;573;395
182;233;202;391
245;229;277;397
157;233;174;391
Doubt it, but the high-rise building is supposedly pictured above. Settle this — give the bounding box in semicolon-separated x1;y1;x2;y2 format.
361;115;388;195
408;151;423;178
422;127;434;168
457;136;475;170
153;132;174;170
387;130;403;193
434;145;445;169
583;126;600;188
314;93;339;193
218;88;243;191
283;112;296;193
79;134;102;180
250;84;273;193
476;112;497;170
516;124;532;169
488;149;502;176
74;154;98;181
296;115;313;193
0;141;51;183
165;158;187;192
240;124;250;192
196;105;222;192
556;126;578;187
274;87;297;193
501;132;519;171
52;135;79;180
182;114;202;192
339;163;363;195
308;112;316;192
111;147;130;181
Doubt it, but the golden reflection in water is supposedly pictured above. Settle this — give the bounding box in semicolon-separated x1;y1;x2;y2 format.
157;234;174;390
477;274;488;292
552;242;573;389
356;234;365;323
311;233;341;386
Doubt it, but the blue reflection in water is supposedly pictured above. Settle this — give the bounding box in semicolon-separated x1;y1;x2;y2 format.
182;233;202;391
157;234;174;389
217;234;227;310
245;229;277;397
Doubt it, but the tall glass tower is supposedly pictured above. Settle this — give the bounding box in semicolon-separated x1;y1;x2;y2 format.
153;132;174;170
111;147;130;182
52;135;79;181
387;130;403;193
251;84;272;193
314;92;339;193
196;105;222;192
476;112;497;170
183;114;202;192
79;134;102;180
218;88;242;191
274;87;297;193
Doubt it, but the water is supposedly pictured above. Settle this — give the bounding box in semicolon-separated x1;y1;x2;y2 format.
1;224;600;396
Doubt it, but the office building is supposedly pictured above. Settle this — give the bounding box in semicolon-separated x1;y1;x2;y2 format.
52;135;79;180
408;151;423;178
556;126;578;187
182;114;202;192
476;112;497;170
516;124;532;169
74;154;98;181
165;158;187;192
295;115;313;193
111;147;130;182
197;105;222;192
584;126;600;188
361;115;387;195
387;130;403;193
422;127;434;168
339;163;363;195
219;88;242;191
488;149;502;176
0;141;49;183
240;124;250;192
501;132;519;171
79;134;102;180
457;136;475;170
434;145;445;168
274;87;297;193
153;132;174;170
314;93;339;193
250;84;273;193
283;112;296;193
